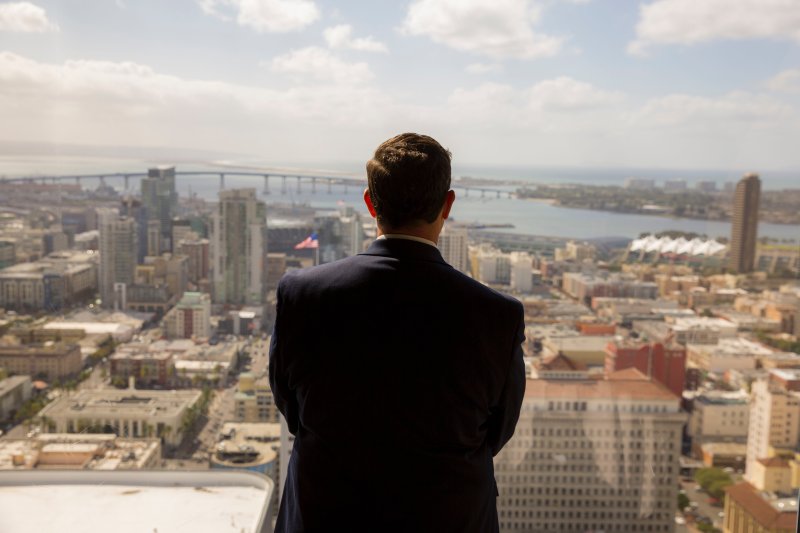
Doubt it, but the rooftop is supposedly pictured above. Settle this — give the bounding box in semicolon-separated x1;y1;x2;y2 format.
771;368;800;381
0;470;274;533
700;442;747;456
688;338;774;358
524;369;679;402
0;375;30;396
670;316;737;331
0;434;160;471
725;482;797;529
40;389;201;418
758;457;790;468
543;335;615;351
629;235;726;256
213;422;280;469
694;390;749;406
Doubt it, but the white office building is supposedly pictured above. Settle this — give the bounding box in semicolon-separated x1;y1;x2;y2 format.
438;224;469;274
510;252;533;293
210;189;267;305
745;374;800;485
98;208;138;310
495;369;685;533
39;388;201;448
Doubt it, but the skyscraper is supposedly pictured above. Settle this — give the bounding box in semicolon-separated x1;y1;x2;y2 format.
120;196;148;264
729;173;761;273
744;374;800;487
437;223;469;274
97;208;137;309
210;188;267;305
140;166;177;254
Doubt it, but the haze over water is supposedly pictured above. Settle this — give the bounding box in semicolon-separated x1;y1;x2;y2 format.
2;154;798;241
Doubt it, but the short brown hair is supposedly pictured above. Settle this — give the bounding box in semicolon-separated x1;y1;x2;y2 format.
366;133;452;230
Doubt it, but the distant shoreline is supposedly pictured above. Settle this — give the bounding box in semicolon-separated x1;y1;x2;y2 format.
520;196;800;227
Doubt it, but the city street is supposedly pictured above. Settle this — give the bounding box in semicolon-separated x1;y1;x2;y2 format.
679;479;725;530
249;337;270;378
80;361;110;391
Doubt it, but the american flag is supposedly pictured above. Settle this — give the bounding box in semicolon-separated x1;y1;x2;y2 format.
294;232;319;249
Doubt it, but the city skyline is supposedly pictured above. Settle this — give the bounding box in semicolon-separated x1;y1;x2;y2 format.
1;3;800;530
0;0;799;171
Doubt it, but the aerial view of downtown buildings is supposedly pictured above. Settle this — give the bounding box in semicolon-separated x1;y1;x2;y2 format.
0;164;798;533
2;1;800;532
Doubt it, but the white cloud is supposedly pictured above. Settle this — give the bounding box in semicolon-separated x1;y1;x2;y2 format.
635;91;792;126
447;83;518;119
465;63;502;75
629;0;800;56
0;50;390;156
323;24;387;53
268;47;373;84
401;0;564;60
442;78;623;131
0;2;57;32
528;76;623;111
199;0;319;33
765;69;800;93
1;50;797;170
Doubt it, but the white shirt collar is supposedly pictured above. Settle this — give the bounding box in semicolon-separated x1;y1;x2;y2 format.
378;234;438;248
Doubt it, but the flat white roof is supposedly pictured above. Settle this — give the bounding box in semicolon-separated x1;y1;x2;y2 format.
0;470;273;533
43;322;133;336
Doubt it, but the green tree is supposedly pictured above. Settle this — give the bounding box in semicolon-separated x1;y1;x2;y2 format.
708;479;733;500
677;493;689;511
695;467;732;492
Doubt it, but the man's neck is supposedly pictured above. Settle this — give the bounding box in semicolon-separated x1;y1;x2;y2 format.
376;224;440;245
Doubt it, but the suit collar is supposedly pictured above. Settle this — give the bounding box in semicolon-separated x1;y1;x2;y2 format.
361;238;447;265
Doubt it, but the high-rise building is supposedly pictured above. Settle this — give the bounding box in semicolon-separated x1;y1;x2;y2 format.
745;372;800;486
146;220;161;257
510;251;533;293
438;223;468;273
140;166;177;254
729;173;761;273
210;189;267;305
495;369;685;532
120;196;148;264
177;238;210;286
171;219;197;249
337;206;365;257
98;208;137;309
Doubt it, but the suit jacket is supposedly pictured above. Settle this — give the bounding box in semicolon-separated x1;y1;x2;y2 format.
269;237;526;533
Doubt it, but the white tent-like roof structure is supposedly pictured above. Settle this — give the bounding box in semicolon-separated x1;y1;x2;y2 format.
629;235;726;256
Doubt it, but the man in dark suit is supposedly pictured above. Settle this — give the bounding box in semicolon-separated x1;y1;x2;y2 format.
269;133;526;532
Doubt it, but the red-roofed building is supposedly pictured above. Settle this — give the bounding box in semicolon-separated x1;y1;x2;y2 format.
605;339;686;398
723;482;796;533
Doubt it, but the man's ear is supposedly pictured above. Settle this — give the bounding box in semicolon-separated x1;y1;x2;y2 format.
363;188;377;218
442;190;456;220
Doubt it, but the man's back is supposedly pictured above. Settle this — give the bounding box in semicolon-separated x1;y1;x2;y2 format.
270;237;525;532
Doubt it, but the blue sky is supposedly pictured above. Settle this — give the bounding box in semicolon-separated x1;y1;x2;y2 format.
1;0;800;172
